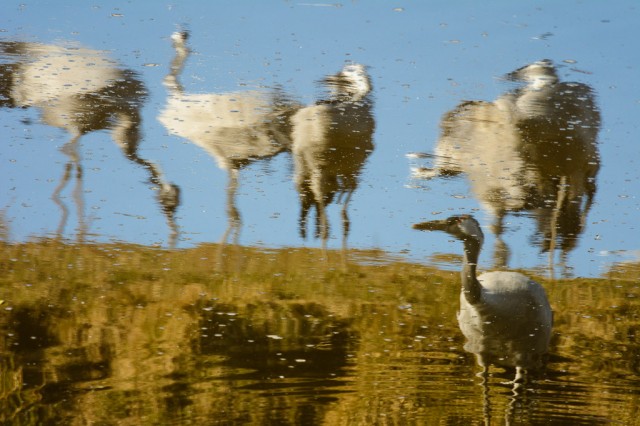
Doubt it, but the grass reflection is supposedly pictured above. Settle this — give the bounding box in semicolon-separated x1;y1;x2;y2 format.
1;240;639;424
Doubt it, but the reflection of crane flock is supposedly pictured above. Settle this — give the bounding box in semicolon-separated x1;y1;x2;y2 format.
0;40;180;246
412;59;600;273
158;32;374;248
1;33;375;248
2;32;601;270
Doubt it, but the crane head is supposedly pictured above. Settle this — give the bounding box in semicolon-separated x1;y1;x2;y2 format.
413;214;484;246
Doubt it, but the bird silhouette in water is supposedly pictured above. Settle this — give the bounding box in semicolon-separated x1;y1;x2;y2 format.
410;59;600;275
413;215;552;383
507;60;600;269
291;63;375;250
0;40;180;246
158;31;299;245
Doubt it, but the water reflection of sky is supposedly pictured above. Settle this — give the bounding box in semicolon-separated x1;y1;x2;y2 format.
2;1;639;277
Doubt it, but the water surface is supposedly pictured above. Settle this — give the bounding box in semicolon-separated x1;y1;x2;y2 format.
1;1;640;424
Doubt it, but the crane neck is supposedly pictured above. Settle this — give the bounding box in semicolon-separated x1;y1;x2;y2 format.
164;41;189;95
461;237;482;305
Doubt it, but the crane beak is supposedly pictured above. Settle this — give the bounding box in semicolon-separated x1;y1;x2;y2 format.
503;59;554;82
503;63;528;81
412;219;448;232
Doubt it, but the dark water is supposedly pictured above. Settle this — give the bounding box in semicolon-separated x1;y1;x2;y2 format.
2;1;640;424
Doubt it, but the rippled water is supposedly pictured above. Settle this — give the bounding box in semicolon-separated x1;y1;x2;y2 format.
2;244;639;424
1;1;640;424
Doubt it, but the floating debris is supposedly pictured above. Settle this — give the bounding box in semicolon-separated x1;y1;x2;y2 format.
532;32;554;40
297;3;343;7
267;335;283;340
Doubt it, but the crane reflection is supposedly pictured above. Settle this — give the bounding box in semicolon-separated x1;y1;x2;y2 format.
411;60;600;275
291;63;375;250
158;32;299;245
0;40;180;246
